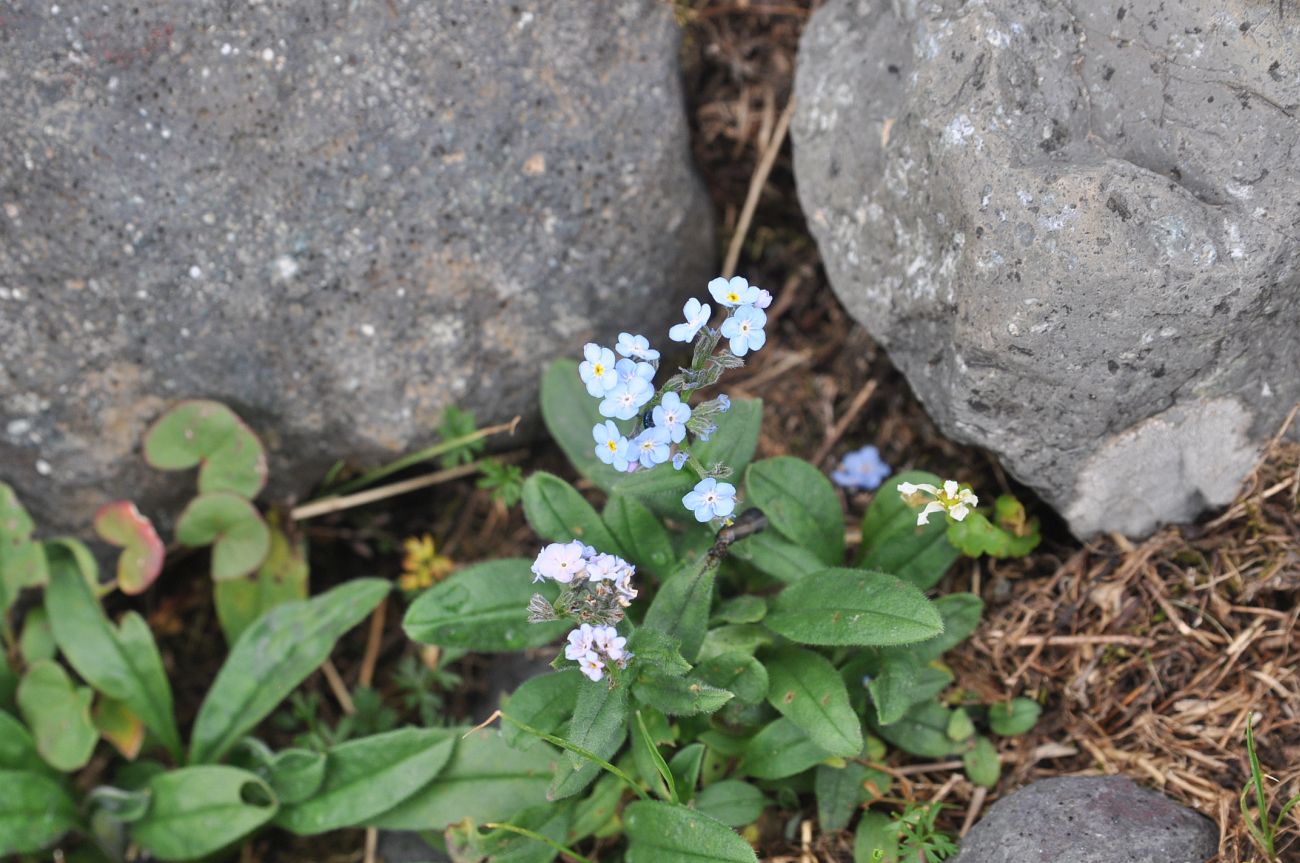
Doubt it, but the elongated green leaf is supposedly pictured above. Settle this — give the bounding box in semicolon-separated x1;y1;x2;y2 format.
502;671;582;751
449;801;573;863
277;727;456;834
632;708;677;801
712;596;767;625
633;669;733;717
372;730;556;829
741;718;834;780
668;744;705;803
729;530;827;584
522;472;624;554
745;458;843;564
44;541;182;761
19;606;56;664
0;768;81;855
403;559;568;652
643;556;718;662
764;647;862;757
569;771;625;843
766;569;942;647
988;698;1042;736
815;762;869;832
189;578;389;763
603;495;676;579
131;766;278;861
213;516;309;646
17;660;97;772
624;800;759;863
695;653;769;705
858;470;959;589
694;780;767;828
551;679;629;799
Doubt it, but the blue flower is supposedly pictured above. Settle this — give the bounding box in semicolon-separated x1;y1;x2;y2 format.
831;445;892;491
720;305;767;356
672;452;688;471
592;421;631;471
632;426;671;469
615;357;655;387
708;276;761;308
716;394;731;413
599;377;653;420
578;343;618;397
669;298;712;343
652;391;692;444
682;477;737;523
616;332;659;362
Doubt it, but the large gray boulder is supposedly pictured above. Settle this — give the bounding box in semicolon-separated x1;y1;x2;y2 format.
0;0;712;533
793;0;1300;537
952;776;1218;863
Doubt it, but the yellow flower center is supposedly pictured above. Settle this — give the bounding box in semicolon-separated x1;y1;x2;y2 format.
593;363;605;376
606;440;618;452
726;292;740;303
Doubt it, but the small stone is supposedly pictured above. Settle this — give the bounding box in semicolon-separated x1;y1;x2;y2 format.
952;776;1218;863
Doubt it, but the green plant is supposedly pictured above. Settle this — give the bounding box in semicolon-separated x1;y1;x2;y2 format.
1241;713;1300;861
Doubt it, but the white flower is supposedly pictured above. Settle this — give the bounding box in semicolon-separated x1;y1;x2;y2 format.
898;479;978;526
564;624;596;661
586;553;622;582
578;651;606;682
592;625;627;661
532;541;587;583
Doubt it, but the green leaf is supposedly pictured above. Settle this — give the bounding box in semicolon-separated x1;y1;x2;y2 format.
623;800;759;863
502;671;582;752
522;472;624;554
0;483;47;608
668;744;705;803
550;679;629;800
540;359;617;490
213;516;310;646
712;596;767;625
0;768;81;855
745;458;844;564
698;625;774;661
643;556;718;662
449;802;573;863
633;669;733;717
815;762;870;832
44;541;183;761
694;780;767;828
741;718;835;780
872;701;960;759
404;559;568;652
372;730;557;829
603;495;676;579
883;593;983;665
143;400;268;498
19;606;56;664
94;696;146;760
0;710;48;773
632;708;677;802
946;509;1041;559
963;735;1000;788
17;660;98;772
175;493;271;580
130;766;278;861
866;656;920;726
695;653;769;705
627;629;692;677
763;647;862;757
988;698;1042;736
436;406;485;469
93;501;165;595
569;771;625;843
0;653;17;711
853;811;900;863
858;470;959;589
766;569;942;647
947;707;976;742
251;747;326;805
189;578;389;764
277;727;456;834
728;530;827;584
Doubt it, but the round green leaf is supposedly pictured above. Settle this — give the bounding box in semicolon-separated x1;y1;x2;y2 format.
963;735;1001;788
143;400;267;498
988;697;1042;737
767;568;943;646
175;493;271;580
694;780;767;828
16;660;98;772
131;766;278;861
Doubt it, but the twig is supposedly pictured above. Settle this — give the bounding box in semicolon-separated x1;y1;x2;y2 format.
722;96;796;277
358;598;387;689
812;378;879;467
961;786;988;837
363;828;377;863
321;659;355;715
993;633;1156;648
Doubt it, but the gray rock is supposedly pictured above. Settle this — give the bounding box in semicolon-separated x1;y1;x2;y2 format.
792;0;1300;537
0;0;712;533
377;830;450;863
953;776;1218;863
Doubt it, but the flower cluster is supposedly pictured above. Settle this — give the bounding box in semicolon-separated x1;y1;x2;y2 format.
578;275;770;524
832;445;892;492
898;479;978;525
528;540;638;682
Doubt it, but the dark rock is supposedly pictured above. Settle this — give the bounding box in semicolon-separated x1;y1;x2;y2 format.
953;776;1218;863
792;0;1300;537
0;0;712;534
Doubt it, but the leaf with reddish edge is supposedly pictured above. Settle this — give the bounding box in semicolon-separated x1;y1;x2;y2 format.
143;400;268;499
94;501;165;595
95;695;146;760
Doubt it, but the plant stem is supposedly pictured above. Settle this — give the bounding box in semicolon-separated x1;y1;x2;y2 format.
481;823;596;863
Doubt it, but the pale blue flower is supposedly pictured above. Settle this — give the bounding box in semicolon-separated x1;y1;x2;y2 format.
599;377;654;420
578;343;618;397
565;624;596;661
831;445;892;491
669;298;712;343
652;391;692;444
720;305;767;356
672;452;688;471
616;332;659;361
755;289;773;309
592;625;627;660
708;276;760;308
696;422;717;442
716;394;731;413
682;477;737;523
633;426;671;469
592;420;631;471
578;652;605;681
615;357;655;387
532;541;587;584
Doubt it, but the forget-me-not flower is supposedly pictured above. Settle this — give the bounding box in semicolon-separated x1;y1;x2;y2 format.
532;541;587;583
708;276;761;308
721;305;767;356
682;477;737;523
616;332;660;362
632;426;671;469
564;624;596;661
669;297;712;343
831;445;892;491
592;420;631;471
599;377;653;420
615;357;655;387
672;452;688;471
755;289;773;309
592;625;627;661
578;343;618;397
652;391;692;443
578;652;606;682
